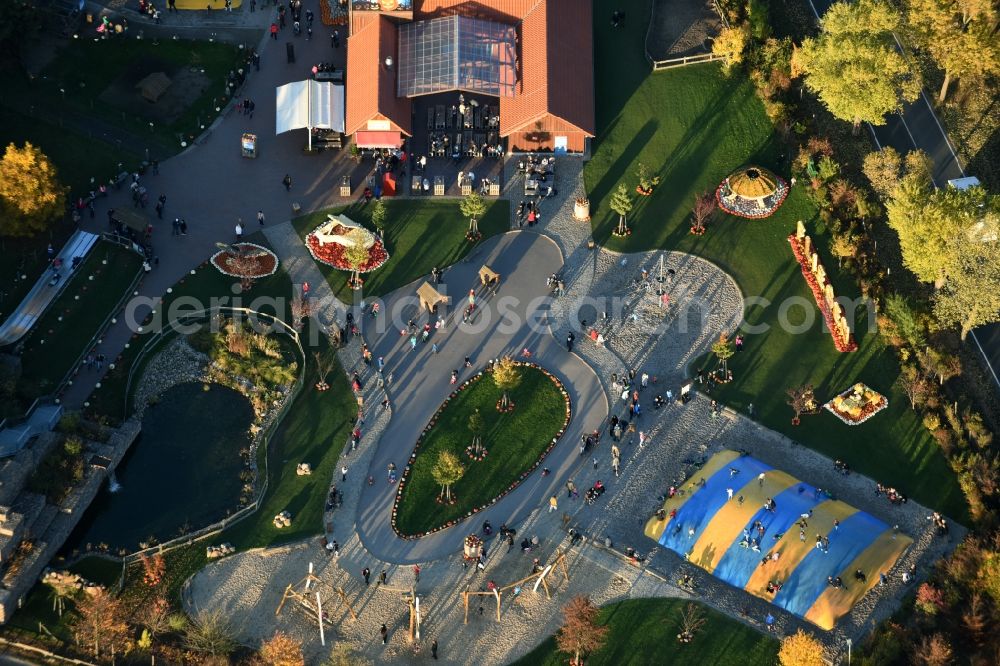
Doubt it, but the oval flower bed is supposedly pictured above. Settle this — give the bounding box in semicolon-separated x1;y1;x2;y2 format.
392;362;572;538
305;222;389;273
210;243;279;279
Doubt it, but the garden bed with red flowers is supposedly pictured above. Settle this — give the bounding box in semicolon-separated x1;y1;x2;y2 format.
210;243;279;279
391;362;571;538
788;233;858;352
304;224;389;273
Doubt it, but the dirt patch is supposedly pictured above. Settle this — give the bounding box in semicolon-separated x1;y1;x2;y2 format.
646;0;723;62
97;56;211;126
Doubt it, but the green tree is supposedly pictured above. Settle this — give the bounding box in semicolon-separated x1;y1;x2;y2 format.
0;142;66;238
887;179;999;286
492;356;521;409
711;333;734;374
793;0;920;131
609;183;633;236
344;241;371;289
370;198;387;234
933;234;1000;340
712;24;751;73
883;294;926;348
906;0;1000;102
431;449;465;502
459;191;487;236
468;408;485;457
863;147;903;199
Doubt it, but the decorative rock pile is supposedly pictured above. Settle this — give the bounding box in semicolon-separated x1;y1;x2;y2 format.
273;511;293;528
41;569;104;596
296;463;313;476
206;543;236;559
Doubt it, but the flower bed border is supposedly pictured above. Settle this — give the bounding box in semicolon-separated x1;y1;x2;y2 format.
823;384;888;425
210;243;280;279
304;221;390;273
788;233;858;352
391;361;572;539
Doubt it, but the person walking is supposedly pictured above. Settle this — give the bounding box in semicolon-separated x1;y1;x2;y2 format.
639;431;647;448
332;29;340;48
341;464;348;481
566;480;576;499
413;564;421;583
257;210;265;226
282;174;292;191
235;220;243;241
179;219;188;235
363;567;371;586
379;569;387;585
380;623;388;644
431;639;438;660
270;22;279;39
548;495;558;513
566;331;575;352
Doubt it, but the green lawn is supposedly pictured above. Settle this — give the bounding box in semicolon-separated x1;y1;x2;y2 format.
585;3;965;520
224;330;356;549
514;598;779;666
1;39;244;154
15;242;143;401
291;199;510;302
394;366;568;535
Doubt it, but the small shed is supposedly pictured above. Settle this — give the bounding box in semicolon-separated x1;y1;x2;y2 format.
135;72;172;103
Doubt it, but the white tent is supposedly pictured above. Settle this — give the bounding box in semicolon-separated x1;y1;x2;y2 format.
275;81;345;149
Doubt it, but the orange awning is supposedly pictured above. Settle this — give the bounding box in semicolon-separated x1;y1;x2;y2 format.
355;131;402;148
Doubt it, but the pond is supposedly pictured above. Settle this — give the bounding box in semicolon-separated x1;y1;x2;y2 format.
67;382;254;553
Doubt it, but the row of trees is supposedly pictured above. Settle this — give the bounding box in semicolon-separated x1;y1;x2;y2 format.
715;0;998;128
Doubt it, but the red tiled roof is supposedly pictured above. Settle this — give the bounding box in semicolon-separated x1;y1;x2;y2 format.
345;15;412;137
499;0;595;139
415;0;538;22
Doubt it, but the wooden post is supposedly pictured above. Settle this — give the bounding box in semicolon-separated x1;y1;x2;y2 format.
495;589;502;622
540;575;551;599
337;587;357;620
408;599;415;641
463;591;469;624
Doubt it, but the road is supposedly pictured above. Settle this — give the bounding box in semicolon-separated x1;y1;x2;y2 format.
806;0;1000;388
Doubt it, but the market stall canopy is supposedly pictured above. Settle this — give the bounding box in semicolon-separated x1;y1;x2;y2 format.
275;80;345;135
114;208;148;233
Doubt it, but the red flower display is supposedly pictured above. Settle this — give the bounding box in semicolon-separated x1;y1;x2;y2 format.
788;234;858;352
305;231;389;273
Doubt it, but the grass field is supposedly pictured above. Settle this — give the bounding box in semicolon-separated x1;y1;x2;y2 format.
514;598;779;666
292;199;510;302
15;242;143;401
394;365;568;535
586;2;965;519
1;39;243;154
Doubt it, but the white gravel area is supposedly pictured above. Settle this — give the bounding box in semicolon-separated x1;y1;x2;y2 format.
186;160;963;664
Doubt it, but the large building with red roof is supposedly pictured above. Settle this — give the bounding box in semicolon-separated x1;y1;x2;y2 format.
346;0;594;153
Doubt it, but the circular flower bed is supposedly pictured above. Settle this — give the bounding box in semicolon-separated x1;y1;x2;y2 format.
391;362;571;539
210;243;279;279
305;221;389;272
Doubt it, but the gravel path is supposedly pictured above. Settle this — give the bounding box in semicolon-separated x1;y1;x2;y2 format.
188;159;963;664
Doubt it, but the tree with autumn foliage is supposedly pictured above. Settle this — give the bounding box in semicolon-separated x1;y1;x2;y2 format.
0;142;66;238
555;595;608;666
905;0;1000;102
71;589;131;659
141;552;166;587
778;629;825;666
690;190;716;234
258;631;305;666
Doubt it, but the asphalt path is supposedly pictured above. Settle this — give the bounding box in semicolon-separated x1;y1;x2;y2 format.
353;231;609;563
